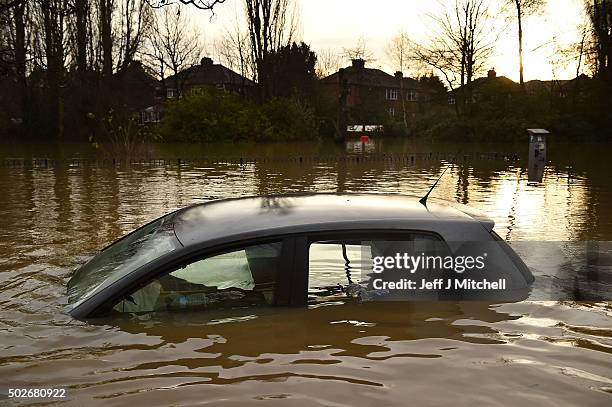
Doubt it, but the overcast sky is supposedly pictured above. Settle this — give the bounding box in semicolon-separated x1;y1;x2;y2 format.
186;0;588;82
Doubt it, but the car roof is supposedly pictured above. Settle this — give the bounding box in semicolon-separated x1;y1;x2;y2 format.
173;193;495;247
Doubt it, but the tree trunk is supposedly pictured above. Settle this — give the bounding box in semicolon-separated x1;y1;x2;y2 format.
100;0;113;79
517;0;525;87
602;0;610;77
75;0;88;75
121;0;133;71
13;1;28;128
398;74;408;130
42;0;60;136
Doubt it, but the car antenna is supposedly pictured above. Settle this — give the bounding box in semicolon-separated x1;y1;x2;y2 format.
419;151;460;208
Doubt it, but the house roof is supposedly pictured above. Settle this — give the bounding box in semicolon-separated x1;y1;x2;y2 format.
165;60;255;88
320;64;426;91
114;61;157;86
448;74;517;94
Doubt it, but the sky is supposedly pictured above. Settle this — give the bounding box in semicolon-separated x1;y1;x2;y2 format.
185;0;588;82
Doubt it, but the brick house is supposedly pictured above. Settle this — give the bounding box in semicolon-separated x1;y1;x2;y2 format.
447;69;591;107
525;74;590;99
161;57;255;100
319;58;437;124
446;69;518;106
139;57;255;124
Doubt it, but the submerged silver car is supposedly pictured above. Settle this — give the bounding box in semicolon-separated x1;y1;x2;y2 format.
67;194;534;320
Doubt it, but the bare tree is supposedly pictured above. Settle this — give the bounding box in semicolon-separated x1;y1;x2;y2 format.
0;0;28;13
215;5;253;82
0;0;29;127
506;0;545;86
244;0;299;88
386;31;410;74
145;5;203;96
99;0;114;79
315;48;341;78
116;0;152;71
412;0;496;112
36;0;69;135
385;31;411;128
342;37;374;62
585;0;611;77
145;0;226;10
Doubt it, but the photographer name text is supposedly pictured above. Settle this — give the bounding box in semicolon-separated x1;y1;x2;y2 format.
372;278;507;291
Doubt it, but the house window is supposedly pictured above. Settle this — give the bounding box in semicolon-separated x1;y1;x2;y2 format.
448;95;456;105
140;109;160;124
167;88;176;99
385;88;399;100
154;87;163;99
388;107;395;117
190;87;203;96
216;83;226;91
406;89;418;102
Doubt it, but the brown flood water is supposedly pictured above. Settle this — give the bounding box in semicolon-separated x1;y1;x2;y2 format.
0;140;611;406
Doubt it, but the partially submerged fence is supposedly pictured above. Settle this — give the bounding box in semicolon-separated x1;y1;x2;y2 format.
2;152;520;168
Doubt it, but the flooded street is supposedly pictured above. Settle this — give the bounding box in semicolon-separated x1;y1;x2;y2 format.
0;140;611;405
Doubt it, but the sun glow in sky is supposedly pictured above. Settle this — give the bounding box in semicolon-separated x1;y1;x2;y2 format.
190;0;588;82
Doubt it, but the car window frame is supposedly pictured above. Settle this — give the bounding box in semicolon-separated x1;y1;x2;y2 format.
115;241;283;314
74;229;449;319
294;229;449;306
76;236;300;319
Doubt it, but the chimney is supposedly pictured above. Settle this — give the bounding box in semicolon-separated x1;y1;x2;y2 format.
488;68;496;79
200;57;213;67
351;58;365;69
394;71;403;78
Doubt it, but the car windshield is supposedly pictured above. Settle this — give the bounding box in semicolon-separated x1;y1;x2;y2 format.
67;213;181;306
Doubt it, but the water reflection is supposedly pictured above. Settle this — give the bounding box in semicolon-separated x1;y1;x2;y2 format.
345;138;377;154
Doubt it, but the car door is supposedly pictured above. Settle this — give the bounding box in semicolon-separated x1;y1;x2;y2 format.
300;230;449;304
81;236;304;318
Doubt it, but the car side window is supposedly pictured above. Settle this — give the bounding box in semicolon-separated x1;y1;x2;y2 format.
114;242;283;314
308;233;446;303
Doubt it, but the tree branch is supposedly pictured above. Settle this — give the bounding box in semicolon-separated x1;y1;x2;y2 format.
145;0;226;11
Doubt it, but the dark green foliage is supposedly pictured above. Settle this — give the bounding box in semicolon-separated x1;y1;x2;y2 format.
159;89;318;142
423;116;533;142
348;87;388;125
384;121;410;138
261;97;318;140
427;73;611;141
160;90;264;142
418;74;448;95
259;42;318;99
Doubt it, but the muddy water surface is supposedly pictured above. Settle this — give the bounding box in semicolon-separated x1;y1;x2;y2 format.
0;140;610;405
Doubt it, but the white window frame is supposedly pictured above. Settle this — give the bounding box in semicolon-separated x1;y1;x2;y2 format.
406;89;418;102
385;88;399;100
166;88;176;99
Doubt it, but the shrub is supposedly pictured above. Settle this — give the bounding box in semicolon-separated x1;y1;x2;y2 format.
159;90;267;142
158;89;318;142
424;116;538;142
261;96;318;140
384;121;410;138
